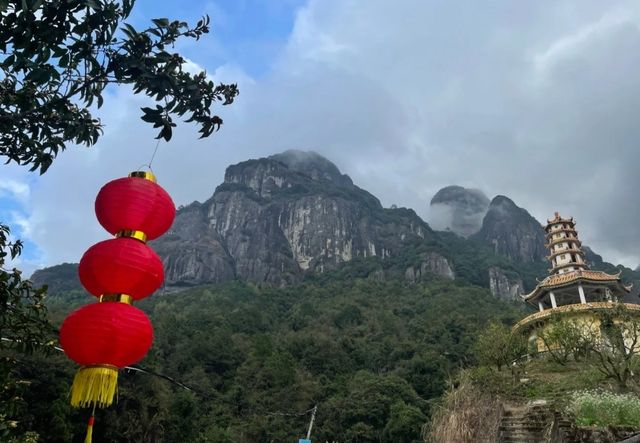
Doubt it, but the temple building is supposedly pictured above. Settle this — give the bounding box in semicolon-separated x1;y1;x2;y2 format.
513;213;638;351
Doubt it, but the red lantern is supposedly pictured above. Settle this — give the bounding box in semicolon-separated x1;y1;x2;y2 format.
60;170;174;415
60;302;153;367
78;237;164;301
95;172;175;241
60;302;153;407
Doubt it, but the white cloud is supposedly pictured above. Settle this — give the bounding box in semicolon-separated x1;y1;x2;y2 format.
0;179;29;202
8;0;640;271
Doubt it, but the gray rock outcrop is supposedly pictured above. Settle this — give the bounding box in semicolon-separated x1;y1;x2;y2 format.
488;267;524;301
405;253;455;283
152;150;435;285
473;196;546;263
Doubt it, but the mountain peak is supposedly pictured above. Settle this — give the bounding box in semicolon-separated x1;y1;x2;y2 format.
487;195;521;214
473;196;546;263
490;195;516;207
429;185;490;237
430;185;489;206
269;149;352;185
150;150;431;286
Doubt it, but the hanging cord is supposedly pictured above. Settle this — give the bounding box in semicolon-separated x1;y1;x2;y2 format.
135;139;162;173
147;138;162;169
145;98;168;170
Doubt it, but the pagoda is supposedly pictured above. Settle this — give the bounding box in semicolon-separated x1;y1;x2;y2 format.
513;213;637;350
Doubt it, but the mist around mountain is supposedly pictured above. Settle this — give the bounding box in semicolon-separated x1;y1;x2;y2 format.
429;185;490;238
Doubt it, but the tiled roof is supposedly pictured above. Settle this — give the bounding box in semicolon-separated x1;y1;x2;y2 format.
545;212;574;229
523;269;631;301
542;270;620;287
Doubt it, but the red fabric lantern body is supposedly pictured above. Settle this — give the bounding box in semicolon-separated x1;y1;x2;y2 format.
78;237;164;301
60;302;153;368
95;176;175;240
60;171;174;412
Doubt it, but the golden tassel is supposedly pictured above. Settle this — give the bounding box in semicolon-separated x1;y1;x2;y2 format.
70;366;118;408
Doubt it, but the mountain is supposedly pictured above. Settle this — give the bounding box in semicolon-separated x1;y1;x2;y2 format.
429;185;489;237
30;151;640;302
152;150;437;286
28;262;80;293
472;195;547;264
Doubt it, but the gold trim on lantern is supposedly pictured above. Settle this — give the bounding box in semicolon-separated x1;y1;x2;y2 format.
84;363;119;371
116;229;147;243
99;294;133;305
129;170;157;182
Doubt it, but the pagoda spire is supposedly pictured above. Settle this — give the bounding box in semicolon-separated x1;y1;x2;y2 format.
544;212;588;275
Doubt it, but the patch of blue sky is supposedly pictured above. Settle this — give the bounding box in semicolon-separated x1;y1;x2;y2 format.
0;176;42;266
0;196;22;227
131;0;307;77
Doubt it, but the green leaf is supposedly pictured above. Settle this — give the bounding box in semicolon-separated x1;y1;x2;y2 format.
152;18;169;28
24;68;50;85
121;23;137;39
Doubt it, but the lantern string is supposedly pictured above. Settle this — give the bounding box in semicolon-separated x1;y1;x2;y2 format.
135;139;162;173
147;138;162;169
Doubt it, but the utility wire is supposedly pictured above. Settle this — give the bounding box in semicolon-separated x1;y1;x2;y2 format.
1;337;318;420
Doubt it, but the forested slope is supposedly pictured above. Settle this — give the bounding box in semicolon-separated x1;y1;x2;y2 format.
13;271;522;442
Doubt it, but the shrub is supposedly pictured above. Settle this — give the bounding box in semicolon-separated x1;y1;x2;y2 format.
566;390;640;427
473;322;527;371
425;371;502;443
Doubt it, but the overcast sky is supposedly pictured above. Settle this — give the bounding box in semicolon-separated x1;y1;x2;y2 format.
3;0;640;274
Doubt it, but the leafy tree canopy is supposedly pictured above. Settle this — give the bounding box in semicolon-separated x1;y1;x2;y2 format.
7;276;522;442
0;0;239;173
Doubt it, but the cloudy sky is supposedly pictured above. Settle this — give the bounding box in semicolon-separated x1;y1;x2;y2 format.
3;0;640;274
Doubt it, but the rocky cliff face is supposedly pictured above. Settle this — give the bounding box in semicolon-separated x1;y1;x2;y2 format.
30;152;640;301
152;150;434;285
429;185;490;237
473;196;547;264
488;267;524;301
154;201;236;286
404;252;455;283
30;263;81;293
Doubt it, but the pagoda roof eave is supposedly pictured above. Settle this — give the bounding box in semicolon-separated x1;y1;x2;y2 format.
545;214;575;229
522;270;632;301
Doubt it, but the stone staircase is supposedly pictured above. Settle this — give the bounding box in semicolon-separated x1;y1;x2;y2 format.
496;399;640;443
498;402;554;443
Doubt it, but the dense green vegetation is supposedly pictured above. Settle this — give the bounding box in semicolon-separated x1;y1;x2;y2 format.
7;271;523;442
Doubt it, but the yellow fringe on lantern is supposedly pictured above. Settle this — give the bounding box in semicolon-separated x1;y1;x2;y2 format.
70;366;118;408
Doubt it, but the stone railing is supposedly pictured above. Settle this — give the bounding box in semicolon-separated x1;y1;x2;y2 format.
513;302;640;332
